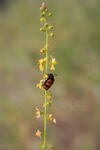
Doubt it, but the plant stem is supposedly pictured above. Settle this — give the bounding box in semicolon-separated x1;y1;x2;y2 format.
44;90;47;150
44;18;48;150
46;28;48;74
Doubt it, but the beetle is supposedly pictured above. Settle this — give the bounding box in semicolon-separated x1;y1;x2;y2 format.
43;73;55;90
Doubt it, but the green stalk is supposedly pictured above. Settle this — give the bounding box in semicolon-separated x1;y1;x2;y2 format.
44;90;47;150
44;18;48;150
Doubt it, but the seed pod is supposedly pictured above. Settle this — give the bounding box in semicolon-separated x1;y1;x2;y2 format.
49;32;54;37
41;11;46;17
48;13;52;17
40;18;45;23
44;23;49;28
48;26;53;30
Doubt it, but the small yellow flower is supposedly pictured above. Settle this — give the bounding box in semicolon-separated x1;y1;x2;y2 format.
40;48;46;53
38;58;46;72
36;129;42;138
36;79;44;89
50;65;55;71
51;57;57;65
50;56;57;71
35;107;41;118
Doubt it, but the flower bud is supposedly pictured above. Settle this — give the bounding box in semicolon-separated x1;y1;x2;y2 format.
44;23;49;27
40;28;45;32
48;26;53;30
41;11;46;17
40;18;45;23
45;8;48;13
40;48;46;53
48;12;52;17
40;7;44;11
49;32;54;37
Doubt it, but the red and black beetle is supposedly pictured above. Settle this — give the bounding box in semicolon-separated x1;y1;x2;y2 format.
43;73;55;90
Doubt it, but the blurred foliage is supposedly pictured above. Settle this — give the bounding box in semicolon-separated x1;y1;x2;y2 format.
0;0;100;150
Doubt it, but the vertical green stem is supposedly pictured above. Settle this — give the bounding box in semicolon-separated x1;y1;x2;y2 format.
44;18;48;150
46;28;48;74
44;90;47;150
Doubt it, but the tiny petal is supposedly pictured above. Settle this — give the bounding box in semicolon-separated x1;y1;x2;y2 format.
53;118;56;124
40;64;44;72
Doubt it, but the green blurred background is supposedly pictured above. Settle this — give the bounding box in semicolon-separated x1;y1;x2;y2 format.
0;0;100;150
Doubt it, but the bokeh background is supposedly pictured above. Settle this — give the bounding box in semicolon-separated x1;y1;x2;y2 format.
0;0;100;150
